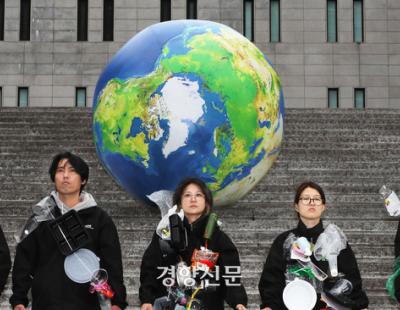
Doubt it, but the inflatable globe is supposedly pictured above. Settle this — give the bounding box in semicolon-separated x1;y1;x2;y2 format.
93;20;284;207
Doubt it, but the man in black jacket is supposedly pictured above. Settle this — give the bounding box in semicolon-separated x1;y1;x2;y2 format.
0;224;11;296
10;152;127;310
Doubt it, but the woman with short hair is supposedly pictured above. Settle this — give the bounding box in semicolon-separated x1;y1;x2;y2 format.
258;181;369;310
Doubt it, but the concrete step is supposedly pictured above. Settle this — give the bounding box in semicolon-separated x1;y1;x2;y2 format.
0;107;399;309
2;163;400;180
0;180;393;196
0;200;393;220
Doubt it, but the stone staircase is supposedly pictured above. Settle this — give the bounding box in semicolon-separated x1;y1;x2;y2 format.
0;107;399;309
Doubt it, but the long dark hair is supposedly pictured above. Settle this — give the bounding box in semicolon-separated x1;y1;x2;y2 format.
173;177;213;214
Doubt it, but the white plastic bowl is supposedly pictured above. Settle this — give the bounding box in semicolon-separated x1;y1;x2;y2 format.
282;278;317;310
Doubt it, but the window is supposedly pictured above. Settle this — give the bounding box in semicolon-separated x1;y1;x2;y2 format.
270;0;280;42
77;0;88;41
328;88;339;108
20;0;30;41
160;0;171;22
103;0;114;41
18;87;29;107
327;0;337;42
186;0;197;19
0;0;4;40
243;0;254;41
354;88;365;108
76;87;86;107
353;0;363;43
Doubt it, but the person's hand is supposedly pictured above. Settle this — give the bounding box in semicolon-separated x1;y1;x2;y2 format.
140;303;153;310
14;305;26;310
236;304;247;310
111;306;121;310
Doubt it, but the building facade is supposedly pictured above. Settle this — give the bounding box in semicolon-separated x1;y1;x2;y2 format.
0;0;399;108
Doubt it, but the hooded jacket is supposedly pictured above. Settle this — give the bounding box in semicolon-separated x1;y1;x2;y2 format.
258;220;369;310
10;191;127;310
139;214;248;309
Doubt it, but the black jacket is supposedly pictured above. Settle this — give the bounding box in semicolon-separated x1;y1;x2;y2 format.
139;214;248;309
0;225;11;295
10;205;127;310
258;220;369;310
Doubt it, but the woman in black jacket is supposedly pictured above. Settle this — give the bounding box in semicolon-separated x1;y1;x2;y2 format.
139;177;248;310
258;181;369;310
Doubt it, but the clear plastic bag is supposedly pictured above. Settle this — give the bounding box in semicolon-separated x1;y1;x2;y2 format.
147;190;174;218
291;237;312;262
379;185;400;217
283;233;297;261
329;278;353;296
314;224;347;277
15;201;56;243
147;190;183;240
155;205;184;240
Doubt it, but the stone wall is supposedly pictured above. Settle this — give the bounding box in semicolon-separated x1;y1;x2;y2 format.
0;0;399;108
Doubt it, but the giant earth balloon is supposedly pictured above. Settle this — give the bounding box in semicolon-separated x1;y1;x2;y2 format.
93;20;284;207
